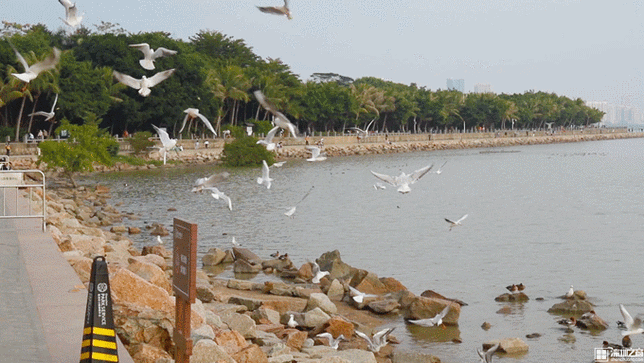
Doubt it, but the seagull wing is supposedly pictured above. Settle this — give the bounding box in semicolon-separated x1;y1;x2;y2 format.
262;160;270;180
28;111;51;118
152;47;178;59
50;93;59;112
456;214;469;224
58;0;73;10
9;43;30;71
257;6;285;15
152;125;173;149
220;193;232;211
178;112;191;134
305;146;321;158
445;218;456;224
371;171;397;186
254;90;278;114
409;164;433;183
354;330;372;345
437;304;451;319
485;343;500;362
365;117;377;132
620;304;636;329
264;126;280;143
147;69;175;87
373;327;395;344
113;71;141;89
129;43;152;57
195;112;217;136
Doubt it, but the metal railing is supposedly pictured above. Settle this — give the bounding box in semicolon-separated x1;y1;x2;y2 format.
0;170;46;231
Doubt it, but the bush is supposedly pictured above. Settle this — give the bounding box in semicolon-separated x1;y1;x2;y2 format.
222;136;275;167
127;131;155;155
221;125;246;139
248;119;275;136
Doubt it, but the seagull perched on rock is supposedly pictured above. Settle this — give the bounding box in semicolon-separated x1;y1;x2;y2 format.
10;44;61;83
565;285;574;298
129;43;177;70
155;235;163;245
445;214;468;231
178;108;216;137
619;304;644;337
287;314;298;328
191;172;229;193
112;69;175;97
407;304;451;328
29;93;58;121
355;327;395;353
257;0;292;19
305;146;327;161
371;164;433;194
316;333;345;350
58;0;83;28
347;285;377;304
557;317;576;331
309;260;330;283
257;160;273;189
257;126;280;151
254;90;298;138
152;125;177;165
477;343;500;363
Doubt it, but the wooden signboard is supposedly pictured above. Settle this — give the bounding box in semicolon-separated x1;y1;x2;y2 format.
172;218;197;362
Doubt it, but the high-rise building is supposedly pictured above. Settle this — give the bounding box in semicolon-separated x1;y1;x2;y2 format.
446;79;464;92
473;83;493;94
586;101;644;124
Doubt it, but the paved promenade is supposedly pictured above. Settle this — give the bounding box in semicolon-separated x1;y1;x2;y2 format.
0;189;132;363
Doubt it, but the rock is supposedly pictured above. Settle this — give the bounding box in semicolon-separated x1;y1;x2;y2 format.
220;312;257;338
67;234;106;257
229;296;263;311
350;270;389;295
227;279;256;291
214;329;248;355
66;256;93;283
129;343;173;363
252;307;281;325
232;247;262;264
141;245;171;258
232;344;269;363
306;292;338;314
190;339;236;363
262;258;294;271
128;227;141;234
547;299;595;315
150;223;170;236
367;299;400;314
191;324;215;343
525;333;541;339
316;250;355;280
130;254;167;270
202;248;227;266
577;312;609;330
404;296;460;325
380;277;408;293
326;279;345;301
297;262;313;281
420;289;467;306
285;330;308;350
233;259;262;274
110;225;128;234
494;292;529;302
196;282;216;303
483;337;529;354
481;322;492;330
496;306;512;314
304;307;331;328
391;350;442;363
311;349;377;363
126;258;172;293
324;316;355;339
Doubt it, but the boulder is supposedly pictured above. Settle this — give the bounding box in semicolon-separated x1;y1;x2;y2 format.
190;324;215;343
128;227;141;234
67;234;106;257
324;316;355;339
251;307;281;325
150;223;170;236
126;258;172;293
227;279;257;291
229;296;263;311
261;258;294;271
495;292;529;302
392;351;442;363
196;282;217;303
214;329;248;355
232;247;262;264
349;270;389;295
404;296;460;325
306;293;338;314
110;225;129;234
304;307;331;328
129;343;173;363
483;337;529;354
577;312;609;330
311;349;377;363
233;259;262;274
130;254;167;270
232;344;268;363
190;339;236;363
141;245;171;258
380;277;408;293
202;248;227;266
220;312;257;338
316;250;355;280
420;289;467;306
547;299;594;315
326;279;345;301
367;299;401;314
285;330;308;351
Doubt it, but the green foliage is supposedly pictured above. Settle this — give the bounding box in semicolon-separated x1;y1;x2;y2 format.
221;125;246;139
38;120;118;187
222;136;274;167
247;119;274;135
127;131;155;155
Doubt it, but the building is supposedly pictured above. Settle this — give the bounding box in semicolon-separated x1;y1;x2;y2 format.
446;79;464;92
585;101;644;125
473;83;493;94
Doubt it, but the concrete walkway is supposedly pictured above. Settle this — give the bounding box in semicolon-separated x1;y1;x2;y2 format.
0;189;133;363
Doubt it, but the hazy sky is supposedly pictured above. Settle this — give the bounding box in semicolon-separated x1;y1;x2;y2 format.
3;0;643;108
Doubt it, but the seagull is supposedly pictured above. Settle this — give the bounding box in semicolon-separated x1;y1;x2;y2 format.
272;161;286;167
155;235;163;245
565;285;574;298
557;317;576;331
207;187;232;211
477;343;500;363
270;251;280;258
28;93;58;121
231;236;240;247
284;206;297;218
178;108;216;137
58;0;83;28
257;160;273;189
284;186;314;218
373;183;387;190
254;90;298;138
506;284;519;293
316;333;345;350
371;164;433;194
112;69;175;97
257;126;280;151
129;43;177;70
152;125;177;165
619;304;644;337
347;285;377;304
407;304;451;328
350;118;377;139
305;146;327;161
191;172;229;192
287;314;298;328
10;45;61;83
309;260;330;283
257;0;292;19
436;161;447;174
445;214;468;231
355;327;395;353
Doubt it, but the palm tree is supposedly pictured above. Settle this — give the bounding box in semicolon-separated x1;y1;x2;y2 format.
206;64;251;133
25;70;60;136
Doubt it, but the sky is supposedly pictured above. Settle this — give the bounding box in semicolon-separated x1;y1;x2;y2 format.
2;0;643;109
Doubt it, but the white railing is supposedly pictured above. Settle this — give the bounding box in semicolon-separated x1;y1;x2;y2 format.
0;170;46;231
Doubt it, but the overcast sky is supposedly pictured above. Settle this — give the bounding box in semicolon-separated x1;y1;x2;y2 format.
3;0;643;109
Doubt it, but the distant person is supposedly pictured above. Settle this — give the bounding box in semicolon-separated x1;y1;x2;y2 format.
5;143;10;156
204;140;209;149
123;130;129;138
37;130;44;140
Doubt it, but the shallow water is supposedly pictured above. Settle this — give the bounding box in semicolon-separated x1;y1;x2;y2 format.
84;138;644;363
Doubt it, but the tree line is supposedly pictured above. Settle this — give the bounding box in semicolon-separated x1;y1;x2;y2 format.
0;21;605;141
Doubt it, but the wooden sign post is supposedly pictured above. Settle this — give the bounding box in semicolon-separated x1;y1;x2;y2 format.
172;218;197;363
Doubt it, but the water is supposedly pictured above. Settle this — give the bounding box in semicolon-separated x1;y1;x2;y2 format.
83;138;644;362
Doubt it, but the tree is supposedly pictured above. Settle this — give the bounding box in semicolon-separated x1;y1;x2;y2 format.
37;120;118;187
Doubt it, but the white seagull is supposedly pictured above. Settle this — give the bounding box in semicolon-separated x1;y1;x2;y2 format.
272;161;286;167
445;214;468;231
58;0;83;28
309;260;330;283
257;0;292;19
29;93;58;121
305;146;327;162
254;90;298;138
287;314;298;328
373;182;387;190
436;161;447;174
257;160;273;189
284;186;314;218
256;125;280;151
355;327;395;353
231;236;240;247
112;69;175;97
348;285;377;304
155;235;163;245
565;285;574;298
284;207;297;218
371;164;433;194
129;43;177;70
477;343;500;363
191;172;230;193
316;333;345;350
207;187;232;211
151;125;177;165
178;108;216;137
619;304;644;337
10;45;61;83
350;118;377;139
407;304;451;328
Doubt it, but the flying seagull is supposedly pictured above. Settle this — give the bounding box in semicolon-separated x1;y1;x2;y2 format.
305;146;327;161
355;327;395;353
309;260;330;283
619;304;644;337
436;161;448;174
178;108;216;137
112;69;175;97
407;304;451;328
257;160;273;189
284;185;314;218
10;45;61;83
347;285;377;304
207;187;232;211
58;0;83;28
152;125;177;165
272;161;286;167
371;164;433;194
257;126;280;151
316;333;346;350
192;172;230;193
445;214;468;231
29;93;58;121
350;118;377;139
257;0;292;19
477;343;500;363
254;90;298;138
129;43;177;70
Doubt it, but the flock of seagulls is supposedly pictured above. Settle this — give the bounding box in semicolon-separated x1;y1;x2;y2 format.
370;164;433;194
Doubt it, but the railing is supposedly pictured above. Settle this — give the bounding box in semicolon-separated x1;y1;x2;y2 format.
0;170;46;231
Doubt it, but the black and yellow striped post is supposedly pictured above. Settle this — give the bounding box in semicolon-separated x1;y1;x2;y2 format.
80;256;119;363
